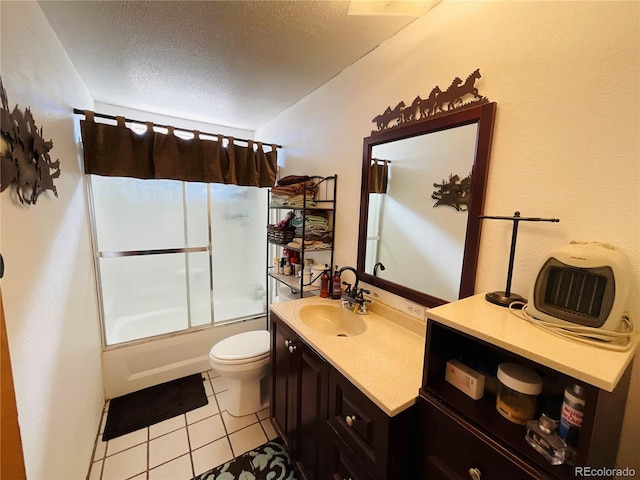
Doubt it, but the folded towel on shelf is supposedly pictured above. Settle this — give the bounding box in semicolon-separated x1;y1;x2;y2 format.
287;238;332;250
270;194;317;208
277;175;312;186
271;179;317;197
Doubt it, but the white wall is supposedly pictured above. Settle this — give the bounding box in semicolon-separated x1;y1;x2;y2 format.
257;1;639;471
0;2;103;479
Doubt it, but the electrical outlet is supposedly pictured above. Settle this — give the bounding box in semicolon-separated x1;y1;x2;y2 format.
404;299;425;320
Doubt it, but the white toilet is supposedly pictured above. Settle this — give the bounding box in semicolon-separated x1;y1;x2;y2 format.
209;330;270;417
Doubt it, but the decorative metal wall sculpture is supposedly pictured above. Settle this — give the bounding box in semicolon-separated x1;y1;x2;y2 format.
0;77;60;204
432;173;472;211
371;69;488;134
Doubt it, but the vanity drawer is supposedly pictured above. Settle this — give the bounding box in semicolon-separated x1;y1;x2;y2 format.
417;393;549;480
328;368;390;475
329;429;376;480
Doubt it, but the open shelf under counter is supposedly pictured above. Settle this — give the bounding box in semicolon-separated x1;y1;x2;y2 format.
424;293;639;392
418;293;639;479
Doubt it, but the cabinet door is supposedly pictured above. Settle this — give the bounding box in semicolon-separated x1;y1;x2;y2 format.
416;394;547;480
270;313;298;453
296;343;329;480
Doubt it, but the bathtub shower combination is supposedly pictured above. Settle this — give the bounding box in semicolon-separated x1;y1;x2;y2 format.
87;175;270;397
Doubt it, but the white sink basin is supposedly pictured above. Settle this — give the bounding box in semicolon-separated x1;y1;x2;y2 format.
297;304;366;337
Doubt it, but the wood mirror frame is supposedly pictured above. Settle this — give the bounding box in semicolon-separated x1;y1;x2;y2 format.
356;102;496;307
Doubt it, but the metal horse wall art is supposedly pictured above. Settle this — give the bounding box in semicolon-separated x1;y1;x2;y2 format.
0;76;60;205
432;173;472;211
371;69;488;134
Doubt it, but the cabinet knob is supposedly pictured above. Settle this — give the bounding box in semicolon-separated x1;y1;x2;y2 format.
288;344;297;354
345;415;357;427
284;339;291;347
468;467;482;480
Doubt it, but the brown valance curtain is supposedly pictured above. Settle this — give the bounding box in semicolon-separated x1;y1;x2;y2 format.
369;158;389;194
80;111;278;187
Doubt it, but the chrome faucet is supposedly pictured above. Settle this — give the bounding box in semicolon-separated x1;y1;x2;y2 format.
337;266;371;314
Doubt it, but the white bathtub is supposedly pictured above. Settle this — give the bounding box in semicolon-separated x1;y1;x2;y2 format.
102;305;267;398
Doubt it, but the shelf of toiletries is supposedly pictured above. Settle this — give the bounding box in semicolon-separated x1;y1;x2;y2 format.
418;319;632;480
267;267;324;293
266;175;337;302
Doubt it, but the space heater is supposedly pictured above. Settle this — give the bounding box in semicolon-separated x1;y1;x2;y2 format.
528;241;633;333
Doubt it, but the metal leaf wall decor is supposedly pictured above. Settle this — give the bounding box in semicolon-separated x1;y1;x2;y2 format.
0;76;60;204
371;69;489;134
432;173;472;211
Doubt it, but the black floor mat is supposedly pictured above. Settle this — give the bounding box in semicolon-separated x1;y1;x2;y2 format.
192;438;297;480
102;373;208;441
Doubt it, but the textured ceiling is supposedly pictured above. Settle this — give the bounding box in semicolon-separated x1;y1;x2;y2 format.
39;1;416;130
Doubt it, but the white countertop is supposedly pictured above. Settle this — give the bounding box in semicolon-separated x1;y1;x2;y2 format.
426;293;640;392
270;297;426;417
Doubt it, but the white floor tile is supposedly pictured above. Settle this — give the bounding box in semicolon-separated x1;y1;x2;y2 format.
88;460;102;480
106;428;148;456
93;437;107;461
192;437;234;476
221;410;258;434
210;376;228;393
99;410;108;435
215;390;228;412
229;423;268;457
261;418;277;441
188;414;227;449
203;378;214;397
101;443;147;480
186;398;220;424
149;414;186;439
89;371;277;479
149;453;194;480
149;428;190;468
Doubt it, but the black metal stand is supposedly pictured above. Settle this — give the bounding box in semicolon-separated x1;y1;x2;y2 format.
480;211;559;308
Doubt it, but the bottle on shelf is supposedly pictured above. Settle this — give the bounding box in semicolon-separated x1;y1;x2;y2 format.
525;414;567;465
331;265;342;299
320;267;330;298
559;384;585;465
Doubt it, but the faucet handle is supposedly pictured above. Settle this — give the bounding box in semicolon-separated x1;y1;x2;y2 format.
342;281;352;296
356;288;371;300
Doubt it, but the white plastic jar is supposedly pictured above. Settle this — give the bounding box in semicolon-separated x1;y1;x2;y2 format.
496;362;543;425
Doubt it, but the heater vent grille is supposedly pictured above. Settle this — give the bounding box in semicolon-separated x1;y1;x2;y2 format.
534;258;615;328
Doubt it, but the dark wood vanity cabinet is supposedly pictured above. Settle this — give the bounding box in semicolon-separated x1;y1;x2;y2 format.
270;311;416;480
416;319;633;480
270;312;329;480
327;368;414;480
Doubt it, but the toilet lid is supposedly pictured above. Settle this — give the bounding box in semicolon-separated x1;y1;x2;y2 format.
210;330;270;361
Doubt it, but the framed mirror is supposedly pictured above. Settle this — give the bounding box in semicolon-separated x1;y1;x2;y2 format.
356;102;496;307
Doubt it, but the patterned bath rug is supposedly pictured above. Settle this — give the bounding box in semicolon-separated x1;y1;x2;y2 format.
193;439;297;480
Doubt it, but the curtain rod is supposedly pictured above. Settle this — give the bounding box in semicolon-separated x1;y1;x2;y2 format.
73;108;282;149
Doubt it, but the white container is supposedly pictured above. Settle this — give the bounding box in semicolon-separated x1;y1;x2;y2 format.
311;264;326;287
496;363;542;425
303;267;312;285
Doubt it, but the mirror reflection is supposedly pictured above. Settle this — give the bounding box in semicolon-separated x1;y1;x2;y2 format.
364;123;479;302
357;103;496;307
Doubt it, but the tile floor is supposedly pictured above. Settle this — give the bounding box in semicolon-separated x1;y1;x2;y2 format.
87;370;277;480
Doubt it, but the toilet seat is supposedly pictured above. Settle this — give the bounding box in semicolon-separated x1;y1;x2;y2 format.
209;330;270;365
